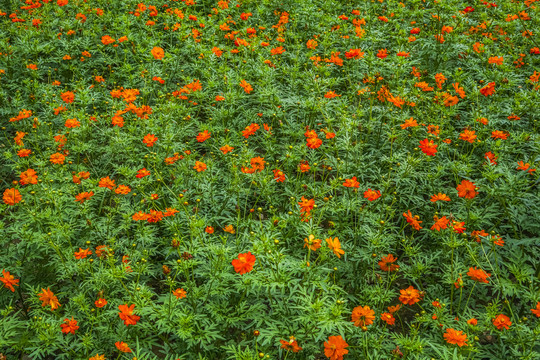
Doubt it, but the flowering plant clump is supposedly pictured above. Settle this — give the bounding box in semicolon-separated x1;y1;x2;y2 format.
1;0;540;359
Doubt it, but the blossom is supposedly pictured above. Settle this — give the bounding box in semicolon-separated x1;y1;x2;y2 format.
99;176;116;189
142;134;158;147
115;342;132;353
273;169;285;182
326;237;344;258
399;286;421;305
443;328;468;347
343;177;359;188
467;318;478;326
480;82;496;96
151;46;164;60
74;248;92;259
280;336;302;352
196;130;211;142
61;91;75;103
400;117;418;129
491;130;509;140
242;123;260;138
430;193;450;202
376;49;388;59
531;302;540;317
60;317;79;335
65;118;80;128
3;188;22;206
0;270;19;292
323;335;349;360
115;185;131;195
364;189;381;201
492;314;511;330
223;225;235;234
50;153;66;164
232;252;256;274
118;304;140;326
431;215;449;231
459;129;477;143
351;305;375;327
95;298;107;308
38;288;61;310
205;226;214;234
467;267;490;283
136;168;151;178
419;139;438;156
89;355;105;360
75;191;94;203
378;254;399;272
304;235;322;251
173;288;187;299
220;145;234;154
381;312;395;325
239;79;253;93
194;161;207;172
456;180;476;199
403;210;422;230
298;196;315;215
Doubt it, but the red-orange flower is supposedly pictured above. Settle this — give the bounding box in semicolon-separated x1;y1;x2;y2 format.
118;304;140;326
531;302;540;317
304;235;322;251
194;161;207;172
99;176;116;189
430;193;450;202
480;82;496;96
467;267;491;283
364;189;381;201
38;288;61;310
280;336;302;352
115;341;132;353
60;317;79;335
456;180;476;199
381;312;395;325
443;328;468;347
419;139;437;156
3;188;22;206
399;286;421;305
0;270;19;292
323;335;349;360
95;298;107;308
142;134;158;147
232;252;256;274
220;145;234;154
61;91;75;103
492;314;511;330
74;248;92;259
50;153;66;164
378;254;399;272
403;210;423;230
239;79;253;94
151;46;165;60
351;305;375;327
196;130;211;142
75;191;94;203
173;288;187;299
343;177;359;188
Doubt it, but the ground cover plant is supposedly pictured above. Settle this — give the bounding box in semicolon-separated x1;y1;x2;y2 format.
0;0;540;359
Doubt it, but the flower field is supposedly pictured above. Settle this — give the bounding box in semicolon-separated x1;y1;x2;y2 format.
1;0;540;359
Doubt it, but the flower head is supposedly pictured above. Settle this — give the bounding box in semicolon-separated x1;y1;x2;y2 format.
443;328;468;346
232;252;256;274
323;335;349;360
351;305;375;327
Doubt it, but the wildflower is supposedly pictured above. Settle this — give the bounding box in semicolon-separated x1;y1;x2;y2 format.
323;335;349;360
435;73;446;89
324;91;341;99
345;48;364;59
89;355;105;360
18;149;32;157
115;342;132;353
467;267;490;283
378;254;399;272
242;123;260;138
480;82;496;96
399;286;421;305
431;215;449;231
99;176;116;189
205;226;214;234
456;180;476;199
485;151;498;166
343;177;359;188
280;336;302;352
60;318;79;335
304;235;322;251
467;318;478;326
75;191;94;203
531;302;540;317
376;49;388;59
298;161;310;173
19;169;37;186
65;118;80;128
50;153;66;164
95;298;107;308
298;196;315;215
443;328;468;347
306;39;318;49
431;193;450;202
173;288;187;299
223;225;235;234
220;145;234;154
403;210;423;230
488;56;503;65
196;130;211;142
136;168;151;178
74;248;92;259
118;304;140;326
388;305;401;313
419;139;438;156
306;136;322;149
61;91;75;103
454;276;464;289
194;161;207;172
459;129;477;143
0;270;19;292
400;117;418;129
491;130;509;140
364;189;381;201
142;134;158;147
381;312;395;325
351;305;375;327
239;79;253;93
452;221;466;234
38;288;61;310
492;314;511;330
115;185;131;195
232;252;256;274
326;237;344;258
3;188;22;206
151;46;164;60
273;169;285;182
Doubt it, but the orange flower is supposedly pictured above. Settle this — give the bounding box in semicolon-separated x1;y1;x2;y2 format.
531;302;540;317
75;191;94;203
399;286;421;305
223;225;235;234
136;168;151;178
403;210;422;230
19;168;37;186
205;226;214;234
89;355;105;360
388;305;401;313
0;270;19;292
400;117;418;129
351;305;375;327
118;304;140;326
95;298;107;308
98;176;116;190
151;46;165;60
381;312;395;325
378;254;399;272
326;237;344;258
364;189;381;201
194;161;207;172
430;193;450;202
173;288;187;299
467;318;478;326
306;136;322;149
488;56;503;65
343;176;359;188
298;196;315;215
60;317;79;335
196;130;211;142
273;169;285;182
3;188;22;206
419;139;437;156
459;129;477;143
456;180;476;199
64;118;80;128
50;152;66;164
467;267;490;283
443;328;468;347
114;185;131;195
141;134;158;147
232;252;256;274
115;341;132;353
480;82;496;96
491;130;509;140
306;39;318;49
74;248;92;259
492;314;511;330
38;288;61;310
18;149;32;157
280;336;302;352
304;235;322;251
220;145;234;154
323;335;349;360
376;49;388;59
239;79;253;94
431;215;449;231
61;91;75;103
